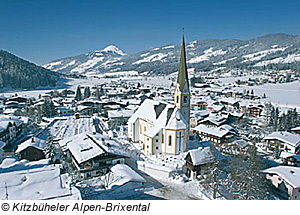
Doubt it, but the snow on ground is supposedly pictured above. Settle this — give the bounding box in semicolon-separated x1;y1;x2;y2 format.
37;116;98;141
162;45;175;50
236;81;300;108
254;53;300;67
242;47;287;62
145;177;205;200
188;48;227;64
102;45;126;56
132;53;168;65
70;57;105;74
43;60;62;70
0;159;81;200
217;75;268;84
97;70;138;77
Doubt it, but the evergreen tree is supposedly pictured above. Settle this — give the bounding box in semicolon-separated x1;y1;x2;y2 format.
45;132;55;163
42;98;57;117
75;86;82;101
95;87;100;100
84;86;91;99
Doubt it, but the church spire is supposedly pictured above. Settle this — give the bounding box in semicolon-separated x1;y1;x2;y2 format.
177;29;189;92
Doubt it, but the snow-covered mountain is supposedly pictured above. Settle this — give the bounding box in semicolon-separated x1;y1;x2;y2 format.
43;45;126;75
43;34;300;76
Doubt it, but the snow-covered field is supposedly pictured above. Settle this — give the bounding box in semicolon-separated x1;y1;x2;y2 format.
236;81;300;108
1;73;299;108
37;116;98;140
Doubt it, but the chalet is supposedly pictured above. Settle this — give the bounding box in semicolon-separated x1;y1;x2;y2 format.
15;137;46;161
198;115;227;127
192;101;207;111
280;152;300;167
263;131;300;154
7;96;27;104
193;124;235;146
185;147;214;179
219;98;240;110
107;109;134;129
240;103;264;117
0;115;24;143
262;166;300;200
63;133;129;179
57;106;74;116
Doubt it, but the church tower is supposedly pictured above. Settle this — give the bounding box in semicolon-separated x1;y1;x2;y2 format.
174;30;190;130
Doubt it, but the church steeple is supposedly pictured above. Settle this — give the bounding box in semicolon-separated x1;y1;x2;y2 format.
177;30;189;92
174;29;190;134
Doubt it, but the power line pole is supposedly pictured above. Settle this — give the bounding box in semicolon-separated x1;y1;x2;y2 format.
5;182;8;200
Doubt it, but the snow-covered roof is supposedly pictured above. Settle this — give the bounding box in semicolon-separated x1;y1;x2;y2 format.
108;109;134;119
199;114;227;126
220;98;240;105
264;131;300;147
0;115;24;132
193;124;230;138
15;137;47;154
67;133;106;164
66;133;128;164
109;164;146;188
262;166;300;188
0;162;81;200
128;99;187;132
186;147;214;166
280;151;300;161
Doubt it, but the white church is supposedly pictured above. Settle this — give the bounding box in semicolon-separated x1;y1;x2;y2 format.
128;34;190;156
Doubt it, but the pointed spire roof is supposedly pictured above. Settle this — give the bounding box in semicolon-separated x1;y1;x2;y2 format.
177;31;189;92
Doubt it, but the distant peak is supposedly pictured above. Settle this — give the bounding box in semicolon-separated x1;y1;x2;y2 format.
102;45;126;56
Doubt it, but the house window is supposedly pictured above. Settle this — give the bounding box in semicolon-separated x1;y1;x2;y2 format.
183;96;188;103
140;125;142;134
156;139;158;143
176;96;179;103
156;146;159;150
168;135;172;146
162;134;164;143
144;126;147;132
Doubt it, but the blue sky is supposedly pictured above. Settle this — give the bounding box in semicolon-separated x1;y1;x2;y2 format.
0;0;299;64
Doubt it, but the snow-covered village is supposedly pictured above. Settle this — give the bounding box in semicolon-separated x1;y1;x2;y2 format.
1;34;300;201
1;1;300;205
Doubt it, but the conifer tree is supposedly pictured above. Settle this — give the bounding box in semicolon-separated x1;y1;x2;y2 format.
75;86;82;101
84;86;91;99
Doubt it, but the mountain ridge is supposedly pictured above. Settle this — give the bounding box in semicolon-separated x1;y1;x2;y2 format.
0;50;60;89
43;33;300;76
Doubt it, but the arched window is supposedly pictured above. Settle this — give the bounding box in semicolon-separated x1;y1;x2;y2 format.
168;135;172;146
